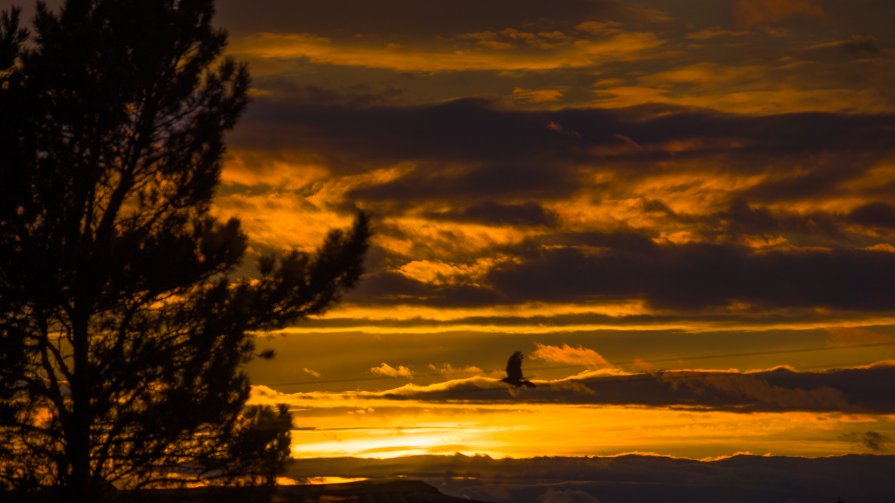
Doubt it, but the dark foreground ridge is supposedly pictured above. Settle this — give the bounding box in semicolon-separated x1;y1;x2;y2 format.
114;479;488;503
287;453;895;503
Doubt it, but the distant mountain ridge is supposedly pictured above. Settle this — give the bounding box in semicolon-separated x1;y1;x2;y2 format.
287;453;895;502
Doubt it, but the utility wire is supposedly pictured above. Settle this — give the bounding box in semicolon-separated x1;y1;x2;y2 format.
257;340;895;389
264;357;895;400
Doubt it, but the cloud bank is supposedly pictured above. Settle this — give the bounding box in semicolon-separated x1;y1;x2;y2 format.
371;362;895;413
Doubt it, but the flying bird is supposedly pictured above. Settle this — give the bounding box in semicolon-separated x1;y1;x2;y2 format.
501;351;535;388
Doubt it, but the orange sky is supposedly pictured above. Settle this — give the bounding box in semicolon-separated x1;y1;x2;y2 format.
119;0;895;459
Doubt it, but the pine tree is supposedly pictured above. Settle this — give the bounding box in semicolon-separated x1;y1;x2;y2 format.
0;1;368;500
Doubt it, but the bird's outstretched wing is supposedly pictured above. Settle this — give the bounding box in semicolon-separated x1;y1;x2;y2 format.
506;351;524;382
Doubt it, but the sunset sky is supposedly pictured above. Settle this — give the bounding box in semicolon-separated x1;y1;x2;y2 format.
14;0;894;461
223;0;895;461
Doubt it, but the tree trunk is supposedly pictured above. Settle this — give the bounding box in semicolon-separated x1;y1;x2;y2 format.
67;310;94;502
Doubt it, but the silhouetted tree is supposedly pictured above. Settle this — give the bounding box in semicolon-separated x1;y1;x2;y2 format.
224;404;294;486
0;1;368;500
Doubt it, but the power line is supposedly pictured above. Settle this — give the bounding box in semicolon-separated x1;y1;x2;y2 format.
344;357;894;398
257;340;895;389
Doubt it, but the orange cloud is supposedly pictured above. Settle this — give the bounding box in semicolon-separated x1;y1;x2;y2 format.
463;28;572;50
825;327;895;347
213;161;409;250
374;217;536;259
531;343;611;368
686;27;750;40
427;363;484;376
370;363;414;378
513;87;564;103
459;31;514;50
320;301;649;323
272;316;895;337
231;31;662;72
211;191;353;251
593;62;894;114
642;62;761;87
396;257;505;286
221;150;330;190
575;21;622;35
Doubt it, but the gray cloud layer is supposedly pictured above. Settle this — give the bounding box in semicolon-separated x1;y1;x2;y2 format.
377;363;895;413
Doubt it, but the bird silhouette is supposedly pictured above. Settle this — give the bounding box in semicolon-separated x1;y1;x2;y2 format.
501;351;535;388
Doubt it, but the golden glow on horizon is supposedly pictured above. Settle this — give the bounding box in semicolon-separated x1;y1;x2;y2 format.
246;386;895;459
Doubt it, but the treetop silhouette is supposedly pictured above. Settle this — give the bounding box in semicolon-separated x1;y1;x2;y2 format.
0;0;369;500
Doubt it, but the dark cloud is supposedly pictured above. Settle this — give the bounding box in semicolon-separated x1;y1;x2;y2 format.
225;83;895;316
349;270;503;307
234;98;596;180
235;98;895;166
216;0;612;37
427;201;559;227
341;222;895;310
641;198;677;216
840;430;891;452
848;202;895;229
486;239;895;310
838;34;882;54
380;363;895;413
624;197;885;250
707;199;849;246
232;97;895;203
251;82;407;109
542;230;658;252
742;152;888;203
606;109;893;155
352;160;583;202
214;0;687;41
